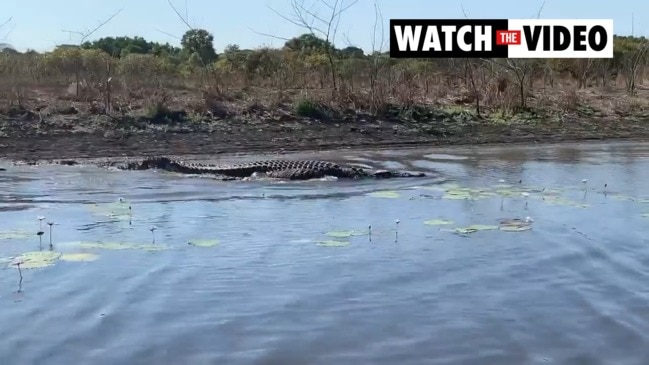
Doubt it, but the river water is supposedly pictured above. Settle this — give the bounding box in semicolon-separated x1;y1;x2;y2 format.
1;141;649;365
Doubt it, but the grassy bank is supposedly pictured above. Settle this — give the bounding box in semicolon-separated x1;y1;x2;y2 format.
0;31;648;161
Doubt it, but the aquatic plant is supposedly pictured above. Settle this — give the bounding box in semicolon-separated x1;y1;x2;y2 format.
14;261;23;292
47;221;54;247
9;251;62;269
499;218;534;232
60;253;100;262
316;240;350;247
424;219;454;226
521;192;530;209
395;219;400;243
187;239;219;247
0;230;32;240
610;194;636;202
325;230;367;238
442;187;496;200
367;190;400;198
453;224;499;235
37;216;45;238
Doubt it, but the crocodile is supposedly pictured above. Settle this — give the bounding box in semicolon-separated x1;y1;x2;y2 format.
118;157;428;180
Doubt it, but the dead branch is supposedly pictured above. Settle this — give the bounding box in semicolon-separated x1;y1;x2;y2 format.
61;9;123;45
167;0;194;30
248;28;292;42
0;17;11;28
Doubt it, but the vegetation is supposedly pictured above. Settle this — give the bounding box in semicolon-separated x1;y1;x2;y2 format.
0;27;648;125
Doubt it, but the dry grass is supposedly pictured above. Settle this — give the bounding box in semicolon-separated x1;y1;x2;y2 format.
1;46;649;126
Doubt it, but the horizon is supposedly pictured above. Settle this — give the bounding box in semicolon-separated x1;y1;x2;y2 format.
1;0;647;53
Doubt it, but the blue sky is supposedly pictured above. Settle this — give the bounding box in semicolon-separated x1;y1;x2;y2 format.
1;0;646;52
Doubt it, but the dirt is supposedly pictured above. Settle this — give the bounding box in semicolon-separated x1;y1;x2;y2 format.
1;100;649;165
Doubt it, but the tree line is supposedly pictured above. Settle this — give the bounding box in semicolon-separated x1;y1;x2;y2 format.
0;27;647;117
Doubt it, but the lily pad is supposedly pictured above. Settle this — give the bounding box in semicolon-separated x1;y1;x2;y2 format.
443;187;496;200
60;253;99;262
499;218;533;232
637;199;649;204
611;195;636;202
325;230;367;238
424;219;454;226
187;239;219;247
494;187;533;198
316;240;350;247
641;213;649;218
9;251;62;269
0;230;32;240
442;192;472;200
540;188;562;196
367;190;400;199
454;224;499;234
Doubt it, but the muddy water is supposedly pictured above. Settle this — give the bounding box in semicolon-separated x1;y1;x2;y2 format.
1;141;649;365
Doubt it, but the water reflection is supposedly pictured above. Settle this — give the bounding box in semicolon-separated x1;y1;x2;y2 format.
0;141;649;364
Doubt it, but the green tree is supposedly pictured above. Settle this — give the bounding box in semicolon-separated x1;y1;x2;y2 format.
340;46;364;58
181;29;217;65
82;36;183;59
284;33;334;55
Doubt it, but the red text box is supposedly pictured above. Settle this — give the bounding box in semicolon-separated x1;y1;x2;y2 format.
496;30;521;45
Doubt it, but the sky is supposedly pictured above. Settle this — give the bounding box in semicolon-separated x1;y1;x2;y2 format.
0;0;646;53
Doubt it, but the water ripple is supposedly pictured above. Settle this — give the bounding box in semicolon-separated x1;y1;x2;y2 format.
1;142;649;364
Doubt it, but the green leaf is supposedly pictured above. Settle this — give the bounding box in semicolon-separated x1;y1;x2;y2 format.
0;230;32;240
316;240;350;247
424;219;454;226
325;230;367;238
367;190;400;198
454;224;499;234
60;253;100;262
187;239;219;247
9;251;62;269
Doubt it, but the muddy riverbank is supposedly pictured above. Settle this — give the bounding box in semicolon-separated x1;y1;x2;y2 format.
1;108;648;164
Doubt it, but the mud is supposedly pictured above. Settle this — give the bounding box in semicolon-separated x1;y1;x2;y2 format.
1;111;648;165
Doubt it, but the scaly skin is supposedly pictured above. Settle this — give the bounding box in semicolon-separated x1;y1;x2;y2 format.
119;157;427;180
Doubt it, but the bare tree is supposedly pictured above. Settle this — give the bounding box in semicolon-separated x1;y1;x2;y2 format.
61;9;122;45
60;9;122;100
367;0;386;113
480;0;546;109
459;4;485;116
0;17;13;44
0;17;11;28
620;40;649;95
571;58;595;89
263;0;359;93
